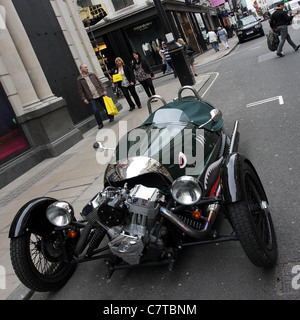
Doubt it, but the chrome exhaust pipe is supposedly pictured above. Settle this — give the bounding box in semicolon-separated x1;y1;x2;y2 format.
160;204;220;239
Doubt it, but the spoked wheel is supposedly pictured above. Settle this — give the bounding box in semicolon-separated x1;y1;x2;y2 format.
228;162;277;268
10;230;77;292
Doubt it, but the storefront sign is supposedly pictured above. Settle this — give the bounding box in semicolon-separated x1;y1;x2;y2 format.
133;22;152;32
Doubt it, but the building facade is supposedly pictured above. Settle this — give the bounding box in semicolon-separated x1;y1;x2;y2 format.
0;0;120;188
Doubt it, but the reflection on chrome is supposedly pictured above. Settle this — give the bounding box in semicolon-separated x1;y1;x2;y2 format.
106;156;173;184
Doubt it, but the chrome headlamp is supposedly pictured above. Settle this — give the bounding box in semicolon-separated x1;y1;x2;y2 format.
46;201;74;227
171;176;202;205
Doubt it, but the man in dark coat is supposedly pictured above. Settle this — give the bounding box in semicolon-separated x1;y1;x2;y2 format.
270;2;300;57
77;64;114;129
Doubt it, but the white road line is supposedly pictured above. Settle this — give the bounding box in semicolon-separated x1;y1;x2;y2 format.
246;96;284;108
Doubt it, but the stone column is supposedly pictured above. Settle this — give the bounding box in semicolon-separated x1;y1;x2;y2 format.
0;4;43;113
0;55;23;116
50;0;103;77
1;0;58;105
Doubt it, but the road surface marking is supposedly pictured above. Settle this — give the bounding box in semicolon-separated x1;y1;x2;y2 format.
201;72;219;98
246;96;284;108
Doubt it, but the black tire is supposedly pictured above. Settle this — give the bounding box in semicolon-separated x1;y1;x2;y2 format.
228;162;277;268
10;231;76;292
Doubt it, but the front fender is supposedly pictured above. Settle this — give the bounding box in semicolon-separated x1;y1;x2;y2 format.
9;197;58;238
222;153;266;203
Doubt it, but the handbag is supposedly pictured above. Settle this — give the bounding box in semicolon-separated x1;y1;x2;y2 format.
112;73;123;82
103;96;119;116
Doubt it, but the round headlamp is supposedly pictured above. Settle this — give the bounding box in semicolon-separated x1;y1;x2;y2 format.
46;201;74;227
171;176;202;205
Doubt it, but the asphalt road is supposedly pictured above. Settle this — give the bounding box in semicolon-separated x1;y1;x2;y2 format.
31;20;300;301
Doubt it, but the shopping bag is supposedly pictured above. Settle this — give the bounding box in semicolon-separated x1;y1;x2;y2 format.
112;73;123;82
267;30;279;52
103;96;119;116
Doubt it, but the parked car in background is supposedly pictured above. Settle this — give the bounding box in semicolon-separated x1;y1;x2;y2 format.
237;15;265;43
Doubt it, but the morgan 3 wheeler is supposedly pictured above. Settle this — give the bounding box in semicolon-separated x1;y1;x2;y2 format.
9;86;277;292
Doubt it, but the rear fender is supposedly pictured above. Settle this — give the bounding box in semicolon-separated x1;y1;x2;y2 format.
9;197;58;238
222;153;267;203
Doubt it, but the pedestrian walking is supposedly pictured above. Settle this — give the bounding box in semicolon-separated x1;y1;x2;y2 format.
270;1;300;57
113;57;141;111
161;41;177;77
207;29;219;52
132;52;157;101
77;64;114;130
177;38;197;76
217;26;229;50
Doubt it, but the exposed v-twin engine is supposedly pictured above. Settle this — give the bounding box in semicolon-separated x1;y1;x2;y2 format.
81;184;165;265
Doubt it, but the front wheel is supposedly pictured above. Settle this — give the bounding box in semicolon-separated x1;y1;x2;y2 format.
10;230;77;292
228;163;277;268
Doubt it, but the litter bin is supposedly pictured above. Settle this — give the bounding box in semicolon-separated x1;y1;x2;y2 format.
168;40;195;87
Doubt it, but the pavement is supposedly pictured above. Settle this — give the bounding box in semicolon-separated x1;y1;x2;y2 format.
1;36;239;300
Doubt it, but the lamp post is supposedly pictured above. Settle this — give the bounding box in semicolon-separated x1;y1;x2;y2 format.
152;0;173;34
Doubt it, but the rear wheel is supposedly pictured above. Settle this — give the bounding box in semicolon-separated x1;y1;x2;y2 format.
10;230;77;292
228;163;277;268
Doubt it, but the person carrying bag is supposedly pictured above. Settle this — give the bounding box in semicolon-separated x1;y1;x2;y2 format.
113;57;142;111
77;64;114;130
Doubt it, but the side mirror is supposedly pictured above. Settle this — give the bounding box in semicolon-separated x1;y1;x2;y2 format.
198;109;222;129
210;109;222;123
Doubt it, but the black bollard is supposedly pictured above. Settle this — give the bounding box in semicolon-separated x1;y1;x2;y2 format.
168;40;195;86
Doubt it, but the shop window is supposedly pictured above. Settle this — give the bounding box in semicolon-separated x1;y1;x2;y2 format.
79;4;107;27
112;0;134;11
0;82;29;163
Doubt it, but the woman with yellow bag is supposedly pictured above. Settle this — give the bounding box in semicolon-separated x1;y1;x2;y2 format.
113;57;141;111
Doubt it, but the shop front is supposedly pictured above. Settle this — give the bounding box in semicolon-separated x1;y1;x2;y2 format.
126;17;166;68
89;2;216;74
90;16;167;75
0;82;29;164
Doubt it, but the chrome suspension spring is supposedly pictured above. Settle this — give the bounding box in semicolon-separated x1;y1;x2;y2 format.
86;227;106;256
